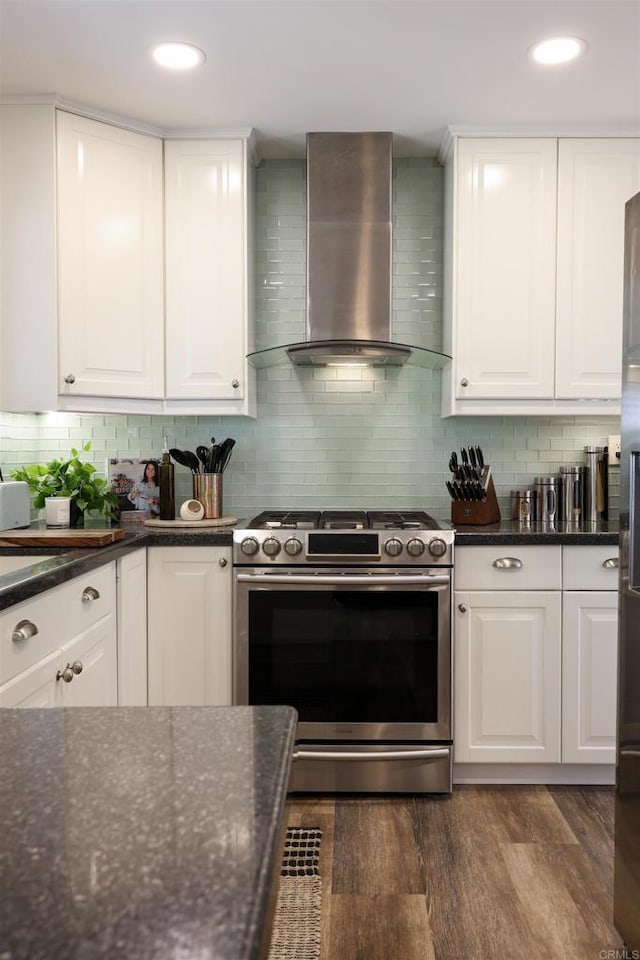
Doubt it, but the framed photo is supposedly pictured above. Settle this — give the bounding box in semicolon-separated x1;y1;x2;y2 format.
108;458;161;517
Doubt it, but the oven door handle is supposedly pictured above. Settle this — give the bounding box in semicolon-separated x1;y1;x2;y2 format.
293;748;451;762
235;573;450;586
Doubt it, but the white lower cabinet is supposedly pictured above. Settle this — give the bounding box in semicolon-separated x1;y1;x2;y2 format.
454;544;619;774
147;547;232;706
561;591;618;763
116;549;148;705
561;545;619;764
0;562;117;708
455;590;562;762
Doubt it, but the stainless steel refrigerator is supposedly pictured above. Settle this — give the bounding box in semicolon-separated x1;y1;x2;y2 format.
615;189;640;949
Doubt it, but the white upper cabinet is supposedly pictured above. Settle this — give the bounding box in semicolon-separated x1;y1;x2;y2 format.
165;140;249;402
449;138;558;402
555;139;640;399
442;132;640;416
57;111;165;400
0;102;255;416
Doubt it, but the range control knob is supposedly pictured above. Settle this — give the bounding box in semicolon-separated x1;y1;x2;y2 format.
284;537;303;557
262;537;282;558
240;537;259;556
428;538;447;558
406;538;426;557
384;537;403;557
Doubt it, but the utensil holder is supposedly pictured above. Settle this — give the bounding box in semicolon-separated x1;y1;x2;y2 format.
451;475;501;526
193;474;222;519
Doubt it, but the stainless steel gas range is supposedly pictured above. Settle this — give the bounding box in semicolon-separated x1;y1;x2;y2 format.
233;510;454;794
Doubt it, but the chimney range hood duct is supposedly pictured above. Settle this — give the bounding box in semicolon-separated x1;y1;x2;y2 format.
247;132;450;370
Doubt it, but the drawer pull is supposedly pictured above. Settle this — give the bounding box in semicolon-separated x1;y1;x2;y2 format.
71;660;83;675
602;558;619;569
492;557;523;570
458;603;468;613
56;664;74;683
11;620;39;643
82;586;100;602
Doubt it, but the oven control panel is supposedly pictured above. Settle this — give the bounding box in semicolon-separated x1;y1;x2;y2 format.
233;529;454;566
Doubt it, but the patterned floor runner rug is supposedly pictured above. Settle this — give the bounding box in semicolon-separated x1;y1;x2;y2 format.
268;827;322;960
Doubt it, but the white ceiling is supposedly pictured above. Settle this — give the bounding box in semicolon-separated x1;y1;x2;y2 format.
1;0;639;157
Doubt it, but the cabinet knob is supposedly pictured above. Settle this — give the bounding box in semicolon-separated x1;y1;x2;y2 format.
458;603;467;613
56;664;74;683
219;557;228;567
71;660;83;675
460;378;469;387
231;379;240;389
11;619;39;643
602;557;619;569
82;586;100;602
64;374;76;384
492;557;523;570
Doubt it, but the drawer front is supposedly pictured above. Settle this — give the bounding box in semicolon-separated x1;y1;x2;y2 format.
563;545;620;591
0;562;115;685
455;546;562;591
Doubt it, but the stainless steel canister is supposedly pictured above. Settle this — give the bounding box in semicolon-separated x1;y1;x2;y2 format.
511;489;537;525
559;464;586;526
584;446;609;525
535;475;562;524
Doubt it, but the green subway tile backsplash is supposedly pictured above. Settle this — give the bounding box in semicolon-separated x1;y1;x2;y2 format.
0;158;620;521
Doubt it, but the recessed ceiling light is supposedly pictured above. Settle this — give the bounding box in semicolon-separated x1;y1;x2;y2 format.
530;36;586;65
152;42;206;70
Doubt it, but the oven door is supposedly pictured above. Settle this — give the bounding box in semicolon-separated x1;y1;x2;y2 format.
234;567;451;742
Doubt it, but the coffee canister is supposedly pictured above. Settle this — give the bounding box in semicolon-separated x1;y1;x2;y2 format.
511;489;537;525
535;475;562;524
559;464;586;526
584;446;609;525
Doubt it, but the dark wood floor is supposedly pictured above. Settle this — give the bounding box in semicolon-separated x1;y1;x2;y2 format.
285;785;623;960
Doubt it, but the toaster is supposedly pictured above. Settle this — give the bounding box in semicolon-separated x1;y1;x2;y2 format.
0;481;31;530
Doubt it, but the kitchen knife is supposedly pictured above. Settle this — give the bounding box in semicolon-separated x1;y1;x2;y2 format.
446;480;458;500
476;446;484;470
469;446;477;469
461;448;469;466
449;452;458;473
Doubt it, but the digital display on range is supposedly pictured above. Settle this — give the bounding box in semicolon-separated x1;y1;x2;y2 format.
307;533;379;556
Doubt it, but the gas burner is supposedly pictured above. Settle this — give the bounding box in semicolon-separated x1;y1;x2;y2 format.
367;511;439;530
250;511;320;530
319;511;368;530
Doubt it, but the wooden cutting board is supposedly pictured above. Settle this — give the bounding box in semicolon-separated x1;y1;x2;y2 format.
0;528;126;547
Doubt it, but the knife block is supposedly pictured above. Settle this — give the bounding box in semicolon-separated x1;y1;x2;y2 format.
451;475;501;526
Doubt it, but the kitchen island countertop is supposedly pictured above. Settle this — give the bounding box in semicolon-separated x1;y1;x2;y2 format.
0;704;297;960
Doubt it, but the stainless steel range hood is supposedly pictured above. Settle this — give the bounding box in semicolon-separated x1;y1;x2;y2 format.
247;132;450;370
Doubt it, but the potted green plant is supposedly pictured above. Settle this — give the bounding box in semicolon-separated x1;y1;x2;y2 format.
11;442;118;527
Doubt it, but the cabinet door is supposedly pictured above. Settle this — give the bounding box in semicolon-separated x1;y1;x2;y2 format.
117;549;148;706
556;139;640;399
0;649;62;707
60;614;117;707
56;111;164;399
455;590;562;762
453;138;557;399
147;547;232;705
562;591;618;763
165;140;247;400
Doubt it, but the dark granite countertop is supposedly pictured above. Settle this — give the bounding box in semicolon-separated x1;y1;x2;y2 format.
0;524;239;610
454;519;620;546
0;704;297;960
0;517;620;610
